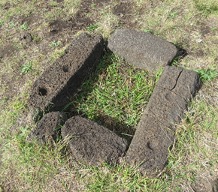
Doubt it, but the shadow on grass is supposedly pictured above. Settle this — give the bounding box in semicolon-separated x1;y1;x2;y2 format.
60;50;136;145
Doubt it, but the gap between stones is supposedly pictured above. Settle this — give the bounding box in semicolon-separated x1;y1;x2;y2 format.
28;29;201;177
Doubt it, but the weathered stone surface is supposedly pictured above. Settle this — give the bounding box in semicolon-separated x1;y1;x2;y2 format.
156;66;201;101
61;116;128;165
108;29;178;72
145;87;188;130
127;112;174;172
29;112;67;144
125;66;201;176
29;33;104;111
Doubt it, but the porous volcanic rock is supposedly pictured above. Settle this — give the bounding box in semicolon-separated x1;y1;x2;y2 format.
108;29;178;72
29;112;67;144
125;66;201;176
29;33;104;111
61;116;128;165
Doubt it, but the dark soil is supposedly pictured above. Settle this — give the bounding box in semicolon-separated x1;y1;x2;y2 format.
0;44;17;59
48;0;114;36
67;12;93;31
113;2;136;27
20;32;33;43
49;19;69;34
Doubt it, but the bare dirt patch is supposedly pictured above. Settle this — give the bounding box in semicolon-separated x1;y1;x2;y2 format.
0;44;17;59
113;2;136;27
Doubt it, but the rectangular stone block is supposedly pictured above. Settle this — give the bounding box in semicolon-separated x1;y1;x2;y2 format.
125;66;201;176
62;116;128;165
126;112;174;175
108;29;178;72
29;33;104;111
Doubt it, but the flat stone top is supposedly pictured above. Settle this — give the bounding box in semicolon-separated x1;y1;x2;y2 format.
156;66;201;100
62;116;127;165
108;29;178;72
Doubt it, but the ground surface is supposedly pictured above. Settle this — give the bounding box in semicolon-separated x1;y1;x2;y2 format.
0;0;217;191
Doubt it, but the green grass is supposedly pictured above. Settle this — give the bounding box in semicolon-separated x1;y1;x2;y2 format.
194;0;218;15
196;68;218;82
86;24;99;32
20;61;33;74
20;22;29;30
68;54;158;128
50;40;61;48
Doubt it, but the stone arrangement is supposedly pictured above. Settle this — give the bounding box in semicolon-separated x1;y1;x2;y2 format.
29;29;201;176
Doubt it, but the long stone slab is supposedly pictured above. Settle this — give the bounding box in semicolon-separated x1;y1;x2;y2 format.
61;116;128;165
125;66;201;176
29;33;104;111
108;29;178;72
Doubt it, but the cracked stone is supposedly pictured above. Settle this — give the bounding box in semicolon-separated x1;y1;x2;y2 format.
125;112;174;175
157;66;201;101
125;66;201;176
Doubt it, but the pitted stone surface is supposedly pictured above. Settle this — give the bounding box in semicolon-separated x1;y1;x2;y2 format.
29;33;104;111
145;87;188;129
125;66;201;176
61;116;128;165
29;112;67;144
108;29;178;72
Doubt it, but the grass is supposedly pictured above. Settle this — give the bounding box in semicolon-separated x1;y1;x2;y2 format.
196;68;218;82
50;40;61;48
86;24;99;32
194;0;218;15
0;0;218;191
68;54;158;129
20;61;33;74
20;22;29;30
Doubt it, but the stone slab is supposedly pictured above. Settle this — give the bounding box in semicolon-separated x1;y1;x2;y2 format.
126;112;174;174
145;87;188;129
61;116;128;165
108;29;178;72
125;66;201;176
156;66;201;101
28;112;67;144
29;33;104;111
